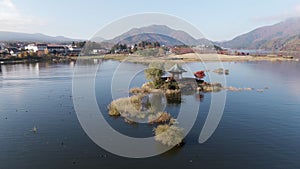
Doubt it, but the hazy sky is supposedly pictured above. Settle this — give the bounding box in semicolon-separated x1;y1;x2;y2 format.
1;0;300;41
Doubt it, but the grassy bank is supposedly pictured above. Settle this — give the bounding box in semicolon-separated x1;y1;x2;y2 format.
75;53;299;63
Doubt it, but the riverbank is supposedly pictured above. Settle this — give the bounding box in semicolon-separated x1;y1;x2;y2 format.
0;57;76;65
1;53;298;65
76;53;299;63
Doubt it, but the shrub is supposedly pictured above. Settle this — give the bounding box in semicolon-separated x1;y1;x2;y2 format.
167;82;179;90
165;89;181;104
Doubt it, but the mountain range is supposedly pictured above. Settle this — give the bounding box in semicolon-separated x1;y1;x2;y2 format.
93;24;213;46
219;17;300;50
1;17;300;51
0;31;79;42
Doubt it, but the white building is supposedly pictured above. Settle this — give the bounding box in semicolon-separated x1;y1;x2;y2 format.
25;44;38;52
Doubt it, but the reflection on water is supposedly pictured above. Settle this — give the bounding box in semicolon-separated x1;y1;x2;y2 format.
1;63;40;78
0;60;300;169
195;93;204;102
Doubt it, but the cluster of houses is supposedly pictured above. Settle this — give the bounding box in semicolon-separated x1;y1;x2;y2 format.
25;43;83;56
0;40;223;59
0;43;83;58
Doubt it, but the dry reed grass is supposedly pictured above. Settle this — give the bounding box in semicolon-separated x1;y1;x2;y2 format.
154;124;184;146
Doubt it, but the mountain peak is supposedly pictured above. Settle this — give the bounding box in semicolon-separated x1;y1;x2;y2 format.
117;32;185;46
107;24;208;46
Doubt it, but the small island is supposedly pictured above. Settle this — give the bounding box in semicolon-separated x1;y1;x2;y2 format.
107;63;226;146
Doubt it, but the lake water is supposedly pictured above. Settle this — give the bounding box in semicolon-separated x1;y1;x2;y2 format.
0;60;300;169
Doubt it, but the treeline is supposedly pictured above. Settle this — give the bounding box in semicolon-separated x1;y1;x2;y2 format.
110;41;162;54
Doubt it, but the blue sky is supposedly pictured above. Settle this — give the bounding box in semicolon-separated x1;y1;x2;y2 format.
1;0;300;41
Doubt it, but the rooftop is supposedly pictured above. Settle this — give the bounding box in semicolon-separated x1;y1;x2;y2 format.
168;64;187;73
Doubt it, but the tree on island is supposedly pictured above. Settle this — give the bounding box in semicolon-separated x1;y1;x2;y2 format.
145;68;164;89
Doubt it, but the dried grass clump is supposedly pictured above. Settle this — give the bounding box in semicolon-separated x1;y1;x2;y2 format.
108;102;120;116
130;87;151;95
142;82;155;90
225;86;243;92
148;112;171;124
213;68;229;75
108;95;143;116
224;86;254;92
154;124;184;147
129;87;142;94
130;95;143;110
199;82;222;92
169;118;178;125
108;95;154;122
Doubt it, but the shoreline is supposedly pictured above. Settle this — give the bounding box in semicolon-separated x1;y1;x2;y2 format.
80;53;299;63
0;57;76;65
1;53;298;65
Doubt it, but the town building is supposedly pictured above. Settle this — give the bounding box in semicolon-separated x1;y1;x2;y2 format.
25;44;38;52
37;44;48;51
23;43;82;56
46;44;67;54
6;47;21;57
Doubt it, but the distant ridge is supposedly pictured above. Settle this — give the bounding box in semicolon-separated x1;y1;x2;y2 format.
3;18;300;51
220;17;300;50
0;31;82;42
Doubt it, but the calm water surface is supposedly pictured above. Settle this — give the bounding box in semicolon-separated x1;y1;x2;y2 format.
0;60;299;169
